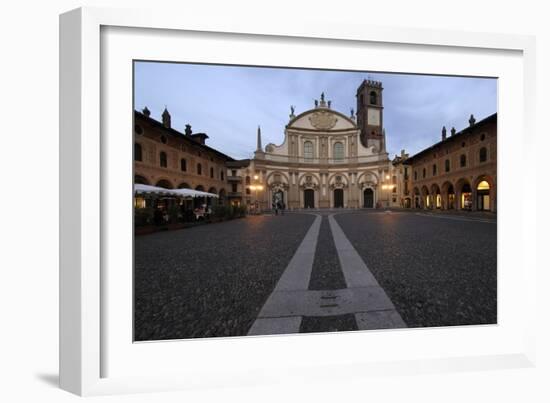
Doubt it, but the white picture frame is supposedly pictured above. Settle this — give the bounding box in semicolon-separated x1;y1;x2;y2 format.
60;6;537;396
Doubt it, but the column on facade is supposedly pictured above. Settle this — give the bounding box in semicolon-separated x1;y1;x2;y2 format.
455;188;461;210
349;172;357;208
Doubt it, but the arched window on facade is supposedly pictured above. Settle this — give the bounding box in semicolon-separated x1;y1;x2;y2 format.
210;167;214;178
460;154;467;167
180;158;187;172
432;164;437;176
479;147;487;163
304;141;314;160
134;143;142;162
333;142;344;161
159;151;167;168
197;163;202;175
445;159;450;172
422;168;426;178
369;91;377;105
414;171;417;180
221;170;224;181
245;176;251;185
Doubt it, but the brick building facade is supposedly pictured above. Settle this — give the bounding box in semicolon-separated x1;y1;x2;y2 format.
133;108;233;205
401;113;497;212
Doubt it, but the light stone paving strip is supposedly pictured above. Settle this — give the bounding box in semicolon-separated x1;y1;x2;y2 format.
328;214;406;330
248;213;406;336
248;214;322;335
255;287;395;317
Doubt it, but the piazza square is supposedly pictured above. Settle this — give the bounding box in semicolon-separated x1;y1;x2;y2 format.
133;65;497;340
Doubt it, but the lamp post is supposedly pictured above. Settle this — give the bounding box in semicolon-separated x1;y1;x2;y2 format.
382;174;391;208
250;174;263;214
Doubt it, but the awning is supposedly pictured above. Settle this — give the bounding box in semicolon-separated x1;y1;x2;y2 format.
134;184;219;198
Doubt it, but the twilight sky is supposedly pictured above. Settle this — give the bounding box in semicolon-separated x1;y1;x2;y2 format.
134;61;497;160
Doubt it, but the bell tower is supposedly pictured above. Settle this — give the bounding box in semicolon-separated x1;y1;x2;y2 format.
356;79;385;152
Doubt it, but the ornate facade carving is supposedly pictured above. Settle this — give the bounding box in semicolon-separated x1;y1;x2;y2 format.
308;110;338;130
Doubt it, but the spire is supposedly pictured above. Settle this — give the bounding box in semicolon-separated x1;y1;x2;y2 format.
162;106;171;128
442;125;447;141
256;125;262;151
142;106;151;117
469;114;476;127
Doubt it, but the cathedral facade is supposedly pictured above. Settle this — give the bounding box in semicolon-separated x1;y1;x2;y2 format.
251;79;397;210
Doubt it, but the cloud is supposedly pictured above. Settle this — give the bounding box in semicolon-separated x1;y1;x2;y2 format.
134;62;496;159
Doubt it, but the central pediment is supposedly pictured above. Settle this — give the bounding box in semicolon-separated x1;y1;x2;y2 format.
287;108;357;131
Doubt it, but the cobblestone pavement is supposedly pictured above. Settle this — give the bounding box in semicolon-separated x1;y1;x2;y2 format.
134;214;315;341
335;211;497;328
135;210;497;340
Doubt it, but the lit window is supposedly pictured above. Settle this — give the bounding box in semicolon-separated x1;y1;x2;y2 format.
477;180;490;191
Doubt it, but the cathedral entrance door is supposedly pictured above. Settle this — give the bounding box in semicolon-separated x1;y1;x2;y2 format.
363;188;374;208
334;189;344;208
304;189;315;208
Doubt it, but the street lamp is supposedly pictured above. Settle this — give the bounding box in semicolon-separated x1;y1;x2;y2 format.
381;183;390;208
249;183;263;214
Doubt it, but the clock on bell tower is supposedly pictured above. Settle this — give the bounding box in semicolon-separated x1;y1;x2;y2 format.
356;79;385;152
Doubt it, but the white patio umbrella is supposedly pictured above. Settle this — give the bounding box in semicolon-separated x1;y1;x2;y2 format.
134;184;218;198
